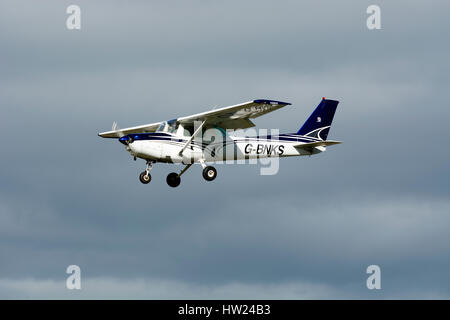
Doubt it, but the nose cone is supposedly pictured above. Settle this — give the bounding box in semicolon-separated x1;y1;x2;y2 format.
119;135;133;145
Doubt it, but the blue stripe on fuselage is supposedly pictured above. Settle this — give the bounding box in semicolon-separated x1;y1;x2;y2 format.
123;132;318;144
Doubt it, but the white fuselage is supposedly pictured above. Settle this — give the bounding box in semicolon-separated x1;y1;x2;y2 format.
125;132;324;164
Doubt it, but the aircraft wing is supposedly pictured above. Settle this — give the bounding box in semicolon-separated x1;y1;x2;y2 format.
177;99;291;130
98;121;162;138
98;99;291;138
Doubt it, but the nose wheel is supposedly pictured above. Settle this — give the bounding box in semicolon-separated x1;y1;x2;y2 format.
139;161;154;184
139;171;151;184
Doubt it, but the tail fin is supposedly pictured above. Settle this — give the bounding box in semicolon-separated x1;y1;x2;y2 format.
297;98;339;140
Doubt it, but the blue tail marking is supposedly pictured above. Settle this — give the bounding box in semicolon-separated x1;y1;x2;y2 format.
296;98;339;140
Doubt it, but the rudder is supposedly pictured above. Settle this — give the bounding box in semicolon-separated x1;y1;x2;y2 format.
297;98;339;140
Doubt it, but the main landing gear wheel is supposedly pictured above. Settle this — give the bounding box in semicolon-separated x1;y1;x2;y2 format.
139;171;151;184
202;166;217;181
166;172;181;188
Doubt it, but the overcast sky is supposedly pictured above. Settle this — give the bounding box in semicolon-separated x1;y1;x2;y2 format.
1;0;450;299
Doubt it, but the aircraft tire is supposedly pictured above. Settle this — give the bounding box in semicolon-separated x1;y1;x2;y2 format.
166;172;181;187
139;171;151;184
202;166;217;181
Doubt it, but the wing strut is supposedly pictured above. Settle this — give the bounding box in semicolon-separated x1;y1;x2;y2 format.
178;120;206;156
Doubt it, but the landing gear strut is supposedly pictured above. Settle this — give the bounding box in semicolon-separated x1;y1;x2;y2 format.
138;160;217;186
139;161;154;184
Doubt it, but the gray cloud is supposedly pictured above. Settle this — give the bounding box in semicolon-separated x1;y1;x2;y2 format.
0;277;356;300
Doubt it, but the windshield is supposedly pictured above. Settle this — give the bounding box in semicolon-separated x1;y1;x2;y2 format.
156;121;177;134
156;121;167;132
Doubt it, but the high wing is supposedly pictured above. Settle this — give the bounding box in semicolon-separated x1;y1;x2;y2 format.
98;99;291;138
177;99;291;130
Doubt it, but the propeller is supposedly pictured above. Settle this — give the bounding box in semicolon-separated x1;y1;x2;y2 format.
113;122;134;145
112;121;124;137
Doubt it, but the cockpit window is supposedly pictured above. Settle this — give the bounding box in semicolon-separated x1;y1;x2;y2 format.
156;121;177;134
167;122;177;134
156;122;167;132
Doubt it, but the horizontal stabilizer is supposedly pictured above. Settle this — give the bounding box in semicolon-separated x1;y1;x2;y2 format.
293;140;342;149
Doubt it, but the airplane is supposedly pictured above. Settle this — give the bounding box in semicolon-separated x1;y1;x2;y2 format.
98;98;341;187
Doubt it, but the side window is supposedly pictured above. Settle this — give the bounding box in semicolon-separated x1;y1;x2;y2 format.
168;123;177;134
184;126;194;137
